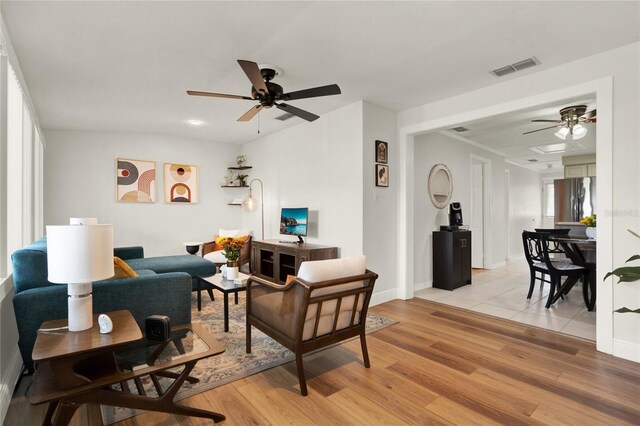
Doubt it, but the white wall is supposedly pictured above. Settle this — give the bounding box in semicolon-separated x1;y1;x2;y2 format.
241;101;364;257
507;164;542;259
44;130;242;256
413;132;515;288
398;42;640;360
362;101;398;304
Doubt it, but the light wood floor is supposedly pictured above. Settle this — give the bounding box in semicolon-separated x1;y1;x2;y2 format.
8;298;640;425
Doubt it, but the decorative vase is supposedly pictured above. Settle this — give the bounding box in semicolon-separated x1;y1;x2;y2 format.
586;227;596;240
225;260;239;280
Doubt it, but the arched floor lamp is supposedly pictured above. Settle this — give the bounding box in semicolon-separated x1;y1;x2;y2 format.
243;178;264;240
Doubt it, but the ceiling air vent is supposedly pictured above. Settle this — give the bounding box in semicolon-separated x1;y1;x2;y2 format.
451;126;469;132
490;56;540;77
527;159;538;162
275;112;295;121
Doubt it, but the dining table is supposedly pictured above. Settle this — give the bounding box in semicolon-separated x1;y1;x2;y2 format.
548;235;596;311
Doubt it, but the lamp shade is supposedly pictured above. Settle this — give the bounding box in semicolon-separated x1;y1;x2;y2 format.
554;127;570;140
572;124;587;139
243;195;258;212
47;224;114;283
69;217;98;225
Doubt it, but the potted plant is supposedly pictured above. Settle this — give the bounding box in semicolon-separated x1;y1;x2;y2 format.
236;174;249;187
581;214;597;239
604;229;640;313
219;237;244;279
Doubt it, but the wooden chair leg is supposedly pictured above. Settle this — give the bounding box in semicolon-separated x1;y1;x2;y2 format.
295;351;308;396
360;333;370;368
527;270;536;299
545;276;557;309
207;289;215;301
246;323;252;353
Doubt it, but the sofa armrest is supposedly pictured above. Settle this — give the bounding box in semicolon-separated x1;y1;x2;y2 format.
13;271;191;371
114;246;144;260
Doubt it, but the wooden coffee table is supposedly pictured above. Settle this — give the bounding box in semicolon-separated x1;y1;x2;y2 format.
29;310;226;425
197;273;248;332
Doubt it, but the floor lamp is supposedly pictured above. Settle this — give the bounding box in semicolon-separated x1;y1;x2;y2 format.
243;178;264;240
46;223;114;331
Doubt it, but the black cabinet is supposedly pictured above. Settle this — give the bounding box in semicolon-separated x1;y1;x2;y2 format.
433;230;472;290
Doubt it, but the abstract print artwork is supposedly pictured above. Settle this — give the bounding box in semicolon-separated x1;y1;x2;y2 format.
116;159;156;203
164;163;198;203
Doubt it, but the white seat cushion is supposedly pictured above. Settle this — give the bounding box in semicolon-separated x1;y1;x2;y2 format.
219;229;251;237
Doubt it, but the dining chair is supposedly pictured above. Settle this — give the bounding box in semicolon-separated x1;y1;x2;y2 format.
538;232;590;309
535;228;570;262
522;231;552;299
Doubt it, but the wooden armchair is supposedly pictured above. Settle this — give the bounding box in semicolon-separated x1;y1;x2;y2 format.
246;255;377;396
202;235;252;274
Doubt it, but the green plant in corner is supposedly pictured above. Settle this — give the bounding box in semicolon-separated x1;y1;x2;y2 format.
604;229;640;313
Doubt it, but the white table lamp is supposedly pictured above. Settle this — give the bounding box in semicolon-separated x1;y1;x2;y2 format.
47;224;114;331
69;217;98;225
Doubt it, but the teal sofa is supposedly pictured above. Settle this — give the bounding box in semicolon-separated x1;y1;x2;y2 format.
12;237;216;371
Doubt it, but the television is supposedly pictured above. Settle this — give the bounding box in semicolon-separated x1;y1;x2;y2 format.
280;207;309;244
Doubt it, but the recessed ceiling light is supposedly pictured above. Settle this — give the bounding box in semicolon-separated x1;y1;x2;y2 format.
187;119;204;126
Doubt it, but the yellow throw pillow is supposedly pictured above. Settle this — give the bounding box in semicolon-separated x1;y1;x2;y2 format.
113;256;138;279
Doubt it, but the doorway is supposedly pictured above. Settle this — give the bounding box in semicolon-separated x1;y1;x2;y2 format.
470;155;490;269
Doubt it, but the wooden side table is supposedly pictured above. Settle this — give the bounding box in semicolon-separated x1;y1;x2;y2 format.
29;310;226;425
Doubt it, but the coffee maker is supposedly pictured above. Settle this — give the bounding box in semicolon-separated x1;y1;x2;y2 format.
449;202;463;229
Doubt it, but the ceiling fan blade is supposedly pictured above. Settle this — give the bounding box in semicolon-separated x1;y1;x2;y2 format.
237;105;263;122
237;60;269;95
276;103;319;122
281;84;341;101
581;109;597;121
531;119;563;123
523;124;562;135
187;90;253;100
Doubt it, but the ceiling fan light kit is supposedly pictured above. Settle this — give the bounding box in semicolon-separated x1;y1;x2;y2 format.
524;104;596;140
187;59;341;123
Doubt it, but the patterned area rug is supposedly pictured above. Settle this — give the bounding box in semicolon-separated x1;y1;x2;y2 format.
101;292;396;425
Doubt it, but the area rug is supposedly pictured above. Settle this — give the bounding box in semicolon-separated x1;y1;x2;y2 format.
101;292;397;425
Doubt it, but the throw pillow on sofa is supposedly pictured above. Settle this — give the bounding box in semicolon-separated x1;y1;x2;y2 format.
113;256;138;279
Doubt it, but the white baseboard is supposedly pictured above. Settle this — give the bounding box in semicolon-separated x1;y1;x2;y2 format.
613;338;640;363
0;348;23;425
489;261;507;269
370;288;397;306
413;281;432;292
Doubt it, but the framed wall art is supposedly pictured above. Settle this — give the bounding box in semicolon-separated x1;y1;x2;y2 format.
376;164;389;187
375;140;388;164
116;158;156;203
164;163;199;203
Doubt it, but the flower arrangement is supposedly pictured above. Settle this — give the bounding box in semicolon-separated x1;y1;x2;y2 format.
580;214;597;227
219;237;244;262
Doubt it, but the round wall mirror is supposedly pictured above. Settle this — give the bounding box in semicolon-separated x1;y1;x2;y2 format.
428;164;453;209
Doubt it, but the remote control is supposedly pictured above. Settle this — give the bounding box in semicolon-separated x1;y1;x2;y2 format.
98;314;113;334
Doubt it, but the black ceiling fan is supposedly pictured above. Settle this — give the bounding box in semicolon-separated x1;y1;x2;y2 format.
523;105;597;136
187;60;341;122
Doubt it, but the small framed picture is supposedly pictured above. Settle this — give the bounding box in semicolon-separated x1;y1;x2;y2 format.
375;140;388;164
376;164;389;187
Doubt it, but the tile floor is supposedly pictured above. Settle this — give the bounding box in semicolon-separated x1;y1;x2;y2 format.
414;259;596;341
